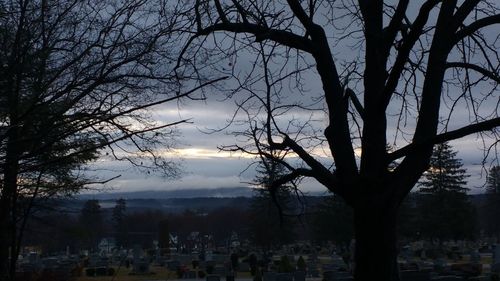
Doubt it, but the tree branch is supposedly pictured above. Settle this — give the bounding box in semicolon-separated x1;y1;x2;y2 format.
198;23;314;53
446;62;500;84
454;14;500;44
382;0;442;108
389;117;500;162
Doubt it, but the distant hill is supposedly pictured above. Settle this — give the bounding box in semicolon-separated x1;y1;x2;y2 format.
77;187;256;200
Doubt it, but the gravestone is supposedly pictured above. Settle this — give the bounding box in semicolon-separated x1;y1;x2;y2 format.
239;262;251;272
400;270;431;281
132;245;150;275
167;260;181;271
293;271;305;281
490;263;500;273
213;266;226;276
467;277;490;281
275;272;293;281
332;271;352;280
323;270;335;281
185;270;197;278
263;271;277;281
430;276;464;281
207;274;221;281
494;244;500;263
492;244;500;273
307;268;320;278
470;250;480;263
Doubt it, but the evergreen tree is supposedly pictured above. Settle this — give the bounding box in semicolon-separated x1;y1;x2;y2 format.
417;143;476;240
112;198;128;248
248;159;297;249
484;166;500;238
486;166;500;194
312;194;353;246
79;200;103;251
419;143;469;194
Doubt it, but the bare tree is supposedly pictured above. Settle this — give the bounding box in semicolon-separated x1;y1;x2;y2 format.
0;0;222;279
177;0;500;280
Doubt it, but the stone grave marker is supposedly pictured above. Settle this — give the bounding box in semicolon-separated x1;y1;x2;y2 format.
239;262;251;272
430;276;464;281
323;270;335;281
213;266;226;276
400;270;431;281
490;263;500;273
275;272;293;281
293;270;306;281
263;271;277;281
207;274;221;281
492;244;500;273
494;244;500;263
167;260;181;271
185;270;197;278
470;249;480;263
132;245;150;275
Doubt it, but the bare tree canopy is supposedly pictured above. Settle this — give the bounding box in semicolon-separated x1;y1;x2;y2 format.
177;0;499;280
0;0;222;279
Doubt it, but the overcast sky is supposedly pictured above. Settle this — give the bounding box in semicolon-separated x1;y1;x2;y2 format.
84;1;499;196
86;97;494;196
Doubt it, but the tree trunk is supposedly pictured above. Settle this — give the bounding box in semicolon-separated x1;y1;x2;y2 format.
353;200;399;281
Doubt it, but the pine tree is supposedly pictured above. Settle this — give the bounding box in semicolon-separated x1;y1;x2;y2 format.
486;166;500;194
79;200;103;251
112;198;128;248
484;166;500;238
248;159;297;249
419;143;469;194
417;143;476;240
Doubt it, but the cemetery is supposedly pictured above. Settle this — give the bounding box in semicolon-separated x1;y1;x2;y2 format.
11;238;500;281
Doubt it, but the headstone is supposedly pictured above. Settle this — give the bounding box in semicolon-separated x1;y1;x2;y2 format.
185;270;197;278
239;262;251;272
28;252;38;264
400;270;431;281
470;250;480;263
332;271;352;280
494;244;500;264
430;276;464;281
167;260;181;271
307;269;320;278
214;266;226;276
323;270;335;281
293;271;305;281
433;258;447;272
133;245;142;264
263;271;277;281
275;273;293;281
133;260;150;274
490;263;500;273
467;277;490;281
207;274;221;281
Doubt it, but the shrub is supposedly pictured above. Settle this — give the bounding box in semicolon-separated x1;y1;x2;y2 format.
296;256;306;271
279;256;294;273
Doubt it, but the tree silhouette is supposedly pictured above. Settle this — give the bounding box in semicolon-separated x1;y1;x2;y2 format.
112;198;128;248
0;0;221;279
484;165;500;238
178;1;500;279
79;200;104;251
417;143;476;240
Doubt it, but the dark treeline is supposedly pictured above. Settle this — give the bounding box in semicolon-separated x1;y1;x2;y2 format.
18;191;500;255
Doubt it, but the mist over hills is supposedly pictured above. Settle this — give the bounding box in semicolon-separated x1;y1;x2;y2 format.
77;187;256;200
